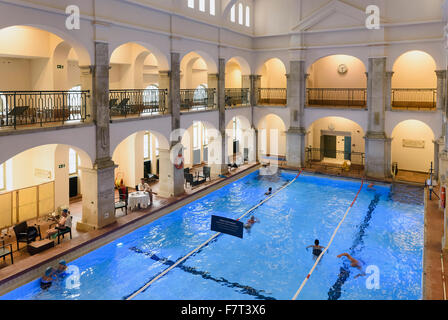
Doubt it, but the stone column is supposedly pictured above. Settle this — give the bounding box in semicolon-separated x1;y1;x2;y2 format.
248;75;261;106
77;42;116;231
159;53;184;198
436;70;447;111
158;148;185;198
79;65;93;121
208;73;219;108
385;71;394;111
170;52;181;131
364;57;391;179
286;60;307;168
434;137;443;181
211;58;228;176
159;70;170;113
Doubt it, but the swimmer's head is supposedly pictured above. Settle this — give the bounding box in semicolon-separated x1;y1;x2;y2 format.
45;267;53;277
314;239;320;245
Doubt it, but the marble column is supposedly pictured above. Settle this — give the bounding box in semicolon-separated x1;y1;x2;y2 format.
77;42;116;231
364;57;391;179
211;58;228;175
436;70;447;111
248;75;261;106
434;137;444;181
158;148;185;198
286;60;307;168
170;52;181;132
385;71;394;111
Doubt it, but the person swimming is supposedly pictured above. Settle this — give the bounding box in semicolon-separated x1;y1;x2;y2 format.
337;253;366;278
55;260;68;277
306;239;327;259
244;216;259;231
40;267;55;290
265;187;273;196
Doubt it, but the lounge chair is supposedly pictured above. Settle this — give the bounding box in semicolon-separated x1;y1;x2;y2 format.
13;221;41;250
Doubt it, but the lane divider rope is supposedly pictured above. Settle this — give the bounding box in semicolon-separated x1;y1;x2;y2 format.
127;169;303;300
291;179;364;300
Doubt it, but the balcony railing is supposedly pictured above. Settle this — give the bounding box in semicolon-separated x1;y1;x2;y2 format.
257;88;287;106
180;88;216;112
0;90;89;129
306;88;367;108
225;88;250;108
109;89;168;117
391;88;437;110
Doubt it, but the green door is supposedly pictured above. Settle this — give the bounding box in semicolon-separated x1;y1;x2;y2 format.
344;136;352;161
323;135;337;158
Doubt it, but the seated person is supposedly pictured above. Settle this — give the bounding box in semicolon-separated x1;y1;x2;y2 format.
40;267;55;290
138;178;151;193
265;187;273;196
46;209;71;239
118;179;126;194
55;260;68;277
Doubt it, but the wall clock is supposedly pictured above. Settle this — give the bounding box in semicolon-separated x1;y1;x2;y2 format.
338;64;348;75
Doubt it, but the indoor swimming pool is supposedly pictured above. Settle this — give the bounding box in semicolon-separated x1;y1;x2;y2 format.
1;170;424;300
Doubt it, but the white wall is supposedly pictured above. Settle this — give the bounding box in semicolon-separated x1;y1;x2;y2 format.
391;120;435;172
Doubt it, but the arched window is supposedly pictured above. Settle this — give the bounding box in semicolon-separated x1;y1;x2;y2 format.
245;6;250;27
69;148;79;176
238;3;243;25
233;117;242;142
143;84;159;106
210;0;215;15
188;0;194;8
230;4;236;22
193;84;208;105
199;0;205;12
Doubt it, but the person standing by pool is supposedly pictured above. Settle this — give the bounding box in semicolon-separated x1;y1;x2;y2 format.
306;239;327;259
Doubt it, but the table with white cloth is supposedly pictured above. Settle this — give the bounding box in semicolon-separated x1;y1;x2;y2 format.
128;191;150;210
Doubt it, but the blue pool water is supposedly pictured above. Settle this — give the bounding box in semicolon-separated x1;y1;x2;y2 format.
1;170;424;300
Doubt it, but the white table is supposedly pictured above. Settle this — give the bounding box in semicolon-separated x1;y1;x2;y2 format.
128;192;150;210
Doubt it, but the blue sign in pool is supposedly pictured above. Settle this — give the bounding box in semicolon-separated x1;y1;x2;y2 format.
211;215;244;239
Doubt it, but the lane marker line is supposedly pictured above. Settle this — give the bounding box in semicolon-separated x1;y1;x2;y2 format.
127;170;303;300
292;179;364;300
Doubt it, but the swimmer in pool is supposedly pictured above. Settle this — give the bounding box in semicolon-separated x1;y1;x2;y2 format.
244;216;259;232
306;239;327;259
265;187;273;196
337;253;367;278
55;260;68;277
40;267;56;290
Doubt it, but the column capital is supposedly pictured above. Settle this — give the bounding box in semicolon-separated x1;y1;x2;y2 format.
159;70;171;77
436;70;447;78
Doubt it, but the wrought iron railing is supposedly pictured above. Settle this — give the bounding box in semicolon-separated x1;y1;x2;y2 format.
0;90;89;129
180;88;216;112
391;88;437;110
109;89;168;117
305;147;365;166
306;88;367;108
225;88;250;108
257;88;287;106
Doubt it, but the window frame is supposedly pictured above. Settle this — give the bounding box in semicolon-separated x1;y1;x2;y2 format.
69;148;79;177
245;5;250;27
238;3;243;25
230;4;236;22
